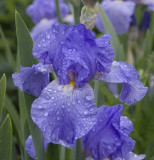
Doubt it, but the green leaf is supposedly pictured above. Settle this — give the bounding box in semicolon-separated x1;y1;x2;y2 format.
60;146;65;160
0;74;6;120
75;139;84;160
97;3;125;61
0;26;16;71
4;95;22;145
46;144;60;160
15;11;36;67
15;11;45;160
0;114;12;160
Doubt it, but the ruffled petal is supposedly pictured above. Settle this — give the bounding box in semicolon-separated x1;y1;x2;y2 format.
96;1;135;34
83;105;135;160
120;116;133;135
120;80;148;105
59;24;97;87
98;61;148;104
115;152;146;160
33;24;71;64
35;63;53;74
31;79;97;148
25;136;48;159
31;19;59;41
95;33;114;74
12;64;49;97
33;24;98;87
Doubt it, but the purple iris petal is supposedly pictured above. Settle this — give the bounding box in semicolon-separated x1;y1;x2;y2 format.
120;116;133;135
141;0;154;11
115;152;146;160
12;64;49;97
31;19;59;41
25;136;48;159
31;79;97;148
33;24;71;64
33;24;114;87
95;33;114;74
26;0;70;24
98;61;148;105
35;63;53;74
120;80;148;105
139;11;151;31
96;0;135;34
83;105;135;160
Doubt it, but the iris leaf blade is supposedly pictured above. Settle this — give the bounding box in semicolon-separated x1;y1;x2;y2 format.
15;11;45;160
0;74;6;120
97;2;125;61
0;26;16;71
0;114;12;160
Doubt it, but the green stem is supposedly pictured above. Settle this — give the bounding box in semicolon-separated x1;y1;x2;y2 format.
73;5;81;24
55;0;62;23
94;80;99;106
60;146;66;160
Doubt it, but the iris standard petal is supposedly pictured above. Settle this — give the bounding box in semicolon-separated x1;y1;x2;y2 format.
25;136;49;159
83;105;135;160
98;61;148;105
31;19;59;41
33;24;71;64
33;24;98;87
96;1;135;34
31;79;97;148
95;33;114;74
12;64;49;97
59;24;97;87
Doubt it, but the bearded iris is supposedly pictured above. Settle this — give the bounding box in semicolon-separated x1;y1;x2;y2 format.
26;0;70;40
12;24;147;158
96;0;154;34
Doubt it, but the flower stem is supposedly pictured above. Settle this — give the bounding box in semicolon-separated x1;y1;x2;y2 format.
73;4;81;24
94;80;99;106
55;0;62;23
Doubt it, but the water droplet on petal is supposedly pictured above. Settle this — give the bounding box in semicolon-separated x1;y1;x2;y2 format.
44;112;48;116
46;34;50;39
51;97;55;100
62;105;65;108
86;95;92;100
78;100;81;104
84;111;88;115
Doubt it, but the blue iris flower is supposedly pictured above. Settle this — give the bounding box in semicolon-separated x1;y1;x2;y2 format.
26;0;70;40
12;24;147;158
96;0;154;34
83;104;135;160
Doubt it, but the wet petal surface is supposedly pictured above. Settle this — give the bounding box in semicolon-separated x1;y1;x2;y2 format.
31;79;97;148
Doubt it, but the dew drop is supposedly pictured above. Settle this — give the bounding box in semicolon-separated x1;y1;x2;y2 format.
78;100;81;104
51;96;55;100
46;34;50;39
44;112;48;117
86;95;92;100
84;111;88;115
62;105;65;108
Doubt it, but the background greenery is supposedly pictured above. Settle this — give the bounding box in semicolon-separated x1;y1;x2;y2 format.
0;0;154;160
